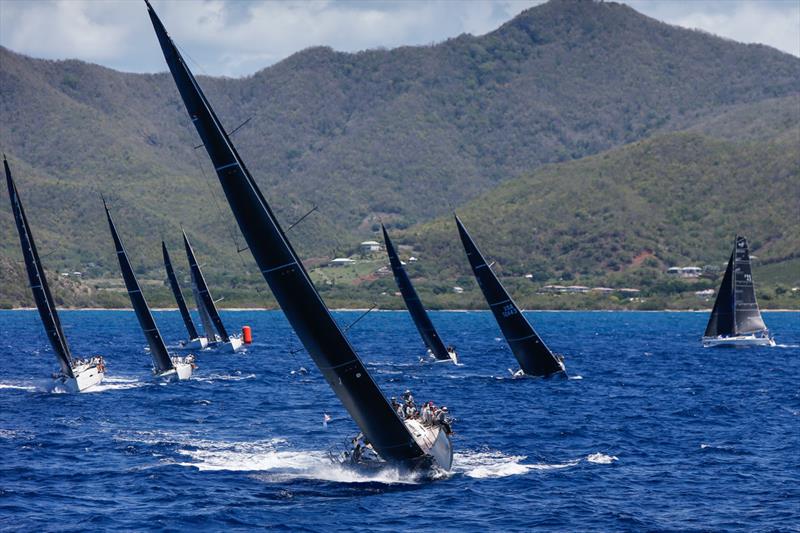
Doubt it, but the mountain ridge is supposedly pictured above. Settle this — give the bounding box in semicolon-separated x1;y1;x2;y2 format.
1;0;798;308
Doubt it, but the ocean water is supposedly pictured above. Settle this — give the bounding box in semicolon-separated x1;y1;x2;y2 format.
0;309;797;532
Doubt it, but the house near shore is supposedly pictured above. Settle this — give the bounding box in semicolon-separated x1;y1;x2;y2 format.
360;241;381;253
329;258;356;267
666;266;702;278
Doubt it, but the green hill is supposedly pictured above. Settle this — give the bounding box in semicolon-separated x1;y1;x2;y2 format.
1;0;799;308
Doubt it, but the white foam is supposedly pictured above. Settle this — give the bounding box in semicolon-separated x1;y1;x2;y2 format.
453;450;579;479
193;373;256;383
0;382;38;392
84;376;146;393
569;375;583;380
586;452;618;464
174;438;421;484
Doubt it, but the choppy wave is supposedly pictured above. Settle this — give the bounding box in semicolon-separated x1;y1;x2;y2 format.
192;372;257;383
85;376;148;392
585;452;618;464
0;381;38;392
174;437;422;484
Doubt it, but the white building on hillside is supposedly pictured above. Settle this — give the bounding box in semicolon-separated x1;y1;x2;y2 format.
360;241;381;253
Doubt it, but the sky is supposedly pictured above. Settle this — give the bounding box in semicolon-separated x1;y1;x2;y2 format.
0;0;798;77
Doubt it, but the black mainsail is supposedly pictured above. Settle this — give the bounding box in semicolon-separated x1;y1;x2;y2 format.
146;1;431;466
162;241;200;341
704;236;768;337
455;215;564;376
182;231;229;342
5;157;74;378
382;225;451;361
104;201;174;374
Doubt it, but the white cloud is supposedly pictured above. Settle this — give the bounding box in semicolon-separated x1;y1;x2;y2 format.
627;0;800;57
0;0;796;77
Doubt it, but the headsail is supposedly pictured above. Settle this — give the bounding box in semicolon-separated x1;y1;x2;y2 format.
704;250;735;337
455;215;564;376
104;201;174;373
145;1;429;465
382;225;451;361
162;241;199;340
5;158;74;378
182;231;229;342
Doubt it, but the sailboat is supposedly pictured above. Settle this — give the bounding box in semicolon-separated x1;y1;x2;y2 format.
104;200;196;380
381;225;458;364
702;236;775;347
145;0;452;471
455;215;565;377
5;157;105;392
182;231;243;352
162;241;207;349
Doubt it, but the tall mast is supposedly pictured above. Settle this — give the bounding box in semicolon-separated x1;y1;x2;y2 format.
382;225;451;361
162;241;200;340
182;231;229;341
145;1;426;464
5;157;74;377
104;201;174;373
455;215;564;376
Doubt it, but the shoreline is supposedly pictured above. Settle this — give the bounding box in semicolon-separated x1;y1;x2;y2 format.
3;307;798;312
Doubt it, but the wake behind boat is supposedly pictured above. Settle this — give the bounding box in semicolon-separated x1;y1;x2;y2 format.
455;215;566;377
5;157;105;392
104;200;196;380
145;0;451;471
182;231;243;353
162;241;208;350
382;225;458;364
703;236;775;347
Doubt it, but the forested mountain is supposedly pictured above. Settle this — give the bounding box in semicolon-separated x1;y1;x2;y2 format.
1;0;798;308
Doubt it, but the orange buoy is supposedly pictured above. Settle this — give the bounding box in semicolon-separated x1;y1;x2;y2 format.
242;325;252;344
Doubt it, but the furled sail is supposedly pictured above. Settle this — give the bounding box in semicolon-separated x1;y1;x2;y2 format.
146;1;429;465
382;225;451;361
455;215;564;376
706;236;767;337
5;158;74;378
182;231;229;342
162;241;199;340
104;201;173;373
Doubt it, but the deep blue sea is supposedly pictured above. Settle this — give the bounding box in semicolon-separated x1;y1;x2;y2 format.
0;310;797;532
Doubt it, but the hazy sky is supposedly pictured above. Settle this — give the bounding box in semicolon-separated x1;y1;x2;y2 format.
1;0;798;77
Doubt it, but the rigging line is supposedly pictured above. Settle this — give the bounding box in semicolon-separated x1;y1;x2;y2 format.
287;205;318;231
186;122;270;298
193;117;252;149
342;303;378;333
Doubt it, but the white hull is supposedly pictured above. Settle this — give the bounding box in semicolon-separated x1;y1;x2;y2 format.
207;335;244;353
404;418;453;470
155;355;196;381
703;334;776;347
427;349;459;365
56;359;105;392
180;337;208;350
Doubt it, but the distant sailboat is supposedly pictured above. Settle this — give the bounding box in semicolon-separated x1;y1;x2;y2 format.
5;157;105;392
145;0;452;471
162;241;207;350
381;225;458;364
182;231;243;352
455;215;565;377
703;236;775;347
104;200;196;380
